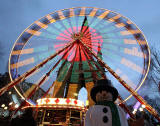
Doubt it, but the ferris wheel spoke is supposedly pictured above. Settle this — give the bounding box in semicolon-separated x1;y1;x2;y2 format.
53;22;73;37
11;43;56;56
47;20;70;35
100;54;144;88
10;47;63;69
115;68;137;89
80;44;106;80
41;80;55;98
97;28;139;38
68;17;77;33
12;37;73;62
81;37;139;94
1;41;75;96
79;46;96;81
101;42;147;59
30;21;71;39
22;41;76;99
100;43;143;61
102;38;132;46
45;13;72;36
93;21;129;35
55;44;80;97
56;60;69;80
62;62;76;98
89;18;118;34
77;45;86;85
102;49;144;74
62;18;75;34
80;18;102;36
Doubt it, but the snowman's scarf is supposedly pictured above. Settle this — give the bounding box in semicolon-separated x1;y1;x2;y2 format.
96;101;121;126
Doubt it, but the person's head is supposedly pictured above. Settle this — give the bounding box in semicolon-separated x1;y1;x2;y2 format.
91;79;118;103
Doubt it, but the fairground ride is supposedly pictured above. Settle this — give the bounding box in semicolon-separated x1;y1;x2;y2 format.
0;7;160;125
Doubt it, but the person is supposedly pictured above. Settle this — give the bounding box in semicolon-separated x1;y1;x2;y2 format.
84;79;128;126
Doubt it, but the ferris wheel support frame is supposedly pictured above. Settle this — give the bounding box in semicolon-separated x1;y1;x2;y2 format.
80;39;160;122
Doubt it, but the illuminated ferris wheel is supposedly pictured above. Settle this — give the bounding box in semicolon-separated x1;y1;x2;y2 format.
0;6;159;122
7;7;150;105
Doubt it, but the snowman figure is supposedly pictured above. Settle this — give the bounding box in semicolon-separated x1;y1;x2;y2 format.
85;79;128;126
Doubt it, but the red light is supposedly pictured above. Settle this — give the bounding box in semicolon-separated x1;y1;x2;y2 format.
55;98;59;103
66;99;70;104
45;98;50;104
74;100;78;105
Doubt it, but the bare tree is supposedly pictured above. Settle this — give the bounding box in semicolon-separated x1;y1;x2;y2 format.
147;47;160;91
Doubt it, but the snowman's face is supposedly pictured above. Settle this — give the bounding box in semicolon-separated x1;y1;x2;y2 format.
96;90;113;102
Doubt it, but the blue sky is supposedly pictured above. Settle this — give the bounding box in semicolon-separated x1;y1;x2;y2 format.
0;0;160;73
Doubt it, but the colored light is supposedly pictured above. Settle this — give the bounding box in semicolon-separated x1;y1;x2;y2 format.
36;98;84;108
74;100;78;105
1;104;5;107
9;102;13;106
133;102;141;110
4;107;8;110
139;107;143;112
45;98;50;104
15;104;19;108
66;99;70;104
74;93;78;96
142;105;146;108
55;98;60;103
86;100;89;106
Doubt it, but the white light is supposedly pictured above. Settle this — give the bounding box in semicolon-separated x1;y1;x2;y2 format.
21;97;25;100
74;93;78;96
132;111;136;114
142;105;146;108
9;102;13;106
9;91;12;95
1;104;5;107
15;104;19;108
132;108;137;114
4;107;8;110
139;107;143;112
36;98;84;107
86;100;89;106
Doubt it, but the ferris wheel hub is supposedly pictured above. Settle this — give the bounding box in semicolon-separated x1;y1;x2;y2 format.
72;33;83;40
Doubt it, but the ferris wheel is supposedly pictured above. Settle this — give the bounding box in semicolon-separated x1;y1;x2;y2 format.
1;7;159;121
8;7;150;103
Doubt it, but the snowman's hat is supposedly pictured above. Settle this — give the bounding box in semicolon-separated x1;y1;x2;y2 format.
91;79;118;102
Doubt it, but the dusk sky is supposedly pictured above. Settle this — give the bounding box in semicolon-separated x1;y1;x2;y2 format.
0;0;160;73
